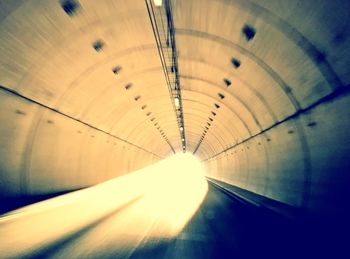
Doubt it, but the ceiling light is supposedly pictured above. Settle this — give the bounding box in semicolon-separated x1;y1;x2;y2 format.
174;97;180;107
153;0;162;6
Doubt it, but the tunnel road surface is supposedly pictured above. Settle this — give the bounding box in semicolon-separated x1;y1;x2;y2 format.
20;182;340;259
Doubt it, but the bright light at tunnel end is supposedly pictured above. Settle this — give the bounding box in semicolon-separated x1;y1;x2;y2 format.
142;152;208;235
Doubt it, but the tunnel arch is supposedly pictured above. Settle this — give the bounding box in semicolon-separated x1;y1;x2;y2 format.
0;0;349;220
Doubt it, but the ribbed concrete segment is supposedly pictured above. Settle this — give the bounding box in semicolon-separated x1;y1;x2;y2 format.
0;0;349;253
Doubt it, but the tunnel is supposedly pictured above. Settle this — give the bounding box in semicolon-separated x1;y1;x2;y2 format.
0;0;350;258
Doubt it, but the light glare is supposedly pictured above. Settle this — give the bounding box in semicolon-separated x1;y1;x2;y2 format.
0;154;207;257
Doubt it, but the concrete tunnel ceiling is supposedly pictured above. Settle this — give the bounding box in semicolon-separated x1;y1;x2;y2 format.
0;0;350;217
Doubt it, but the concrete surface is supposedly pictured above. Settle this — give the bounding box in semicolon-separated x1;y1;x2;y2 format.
0;0;350;220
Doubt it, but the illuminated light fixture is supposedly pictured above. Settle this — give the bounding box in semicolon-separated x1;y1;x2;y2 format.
182;138;185;142
174;97;180;107
153;0;162;6
180;126;184;131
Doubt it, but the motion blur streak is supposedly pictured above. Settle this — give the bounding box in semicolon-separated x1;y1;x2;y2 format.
0;153;207;258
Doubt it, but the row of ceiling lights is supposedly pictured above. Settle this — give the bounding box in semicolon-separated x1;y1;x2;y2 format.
194;102;221;153
90;38;173;146
61;0;256;153
185;19;255;153
197;54;241;148
222;22;256;88
174;95;185;147
195;23;256;152
147;0;186;152
119;72;170;145
60;0;172;148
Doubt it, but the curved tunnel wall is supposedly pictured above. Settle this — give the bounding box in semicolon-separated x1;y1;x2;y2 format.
204;94;350;216
0;0;350;218
0;88;161;197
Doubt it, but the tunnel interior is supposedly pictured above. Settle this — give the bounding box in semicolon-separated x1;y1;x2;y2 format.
1;0;350;245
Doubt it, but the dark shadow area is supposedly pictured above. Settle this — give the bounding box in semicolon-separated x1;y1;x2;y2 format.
126;183;348;259
0;190;79;215
8;182;348;259
207;177;350;256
